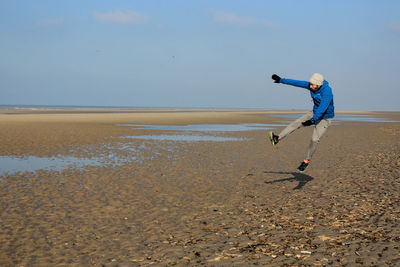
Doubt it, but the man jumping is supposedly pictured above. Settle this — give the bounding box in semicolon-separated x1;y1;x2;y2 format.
269;73;335;172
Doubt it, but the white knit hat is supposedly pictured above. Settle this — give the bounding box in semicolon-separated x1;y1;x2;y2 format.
309;73;324;86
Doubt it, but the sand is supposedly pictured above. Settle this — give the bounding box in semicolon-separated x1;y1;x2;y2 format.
0;109;399;266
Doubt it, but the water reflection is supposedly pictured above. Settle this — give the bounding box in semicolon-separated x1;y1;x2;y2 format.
117;123;282;132
268;113;399;123
122;135;246;142
0;155;118;176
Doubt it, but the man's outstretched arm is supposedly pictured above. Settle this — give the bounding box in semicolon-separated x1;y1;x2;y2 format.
272;74;310;89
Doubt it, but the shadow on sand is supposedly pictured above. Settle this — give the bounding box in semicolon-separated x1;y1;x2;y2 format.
264;171;314;190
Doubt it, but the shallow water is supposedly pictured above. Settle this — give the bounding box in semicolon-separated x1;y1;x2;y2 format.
0;155;108;176
335;114;399;122
122;135;246;142
0;155;128;176
117;123;282;132
269;114;399;123
0;133;247;176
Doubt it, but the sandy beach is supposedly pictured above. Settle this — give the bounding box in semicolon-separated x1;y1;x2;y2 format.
0;109;399;266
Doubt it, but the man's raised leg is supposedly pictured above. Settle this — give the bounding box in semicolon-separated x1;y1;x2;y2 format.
273;111;313;141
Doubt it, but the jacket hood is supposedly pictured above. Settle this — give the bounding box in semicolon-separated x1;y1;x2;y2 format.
315;80;329;92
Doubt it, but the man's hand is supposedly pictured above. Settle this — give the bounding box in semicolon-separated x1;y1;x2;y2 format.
272;74;281;83
302;119;315;126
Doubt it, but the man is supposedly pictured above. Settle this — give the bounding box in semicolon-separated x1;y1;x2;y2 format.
269;73;335;172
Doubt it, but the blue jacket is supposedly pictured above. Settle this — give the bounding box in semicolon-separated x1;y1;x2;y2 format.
280;78;335;121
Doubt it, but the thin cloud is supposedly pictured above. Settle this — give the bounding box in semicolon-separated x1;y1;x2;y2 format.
38;18;63;26
93;10;149;25
389;22;400;32
24;18;63;30
213;12;256;26
213;11;277;28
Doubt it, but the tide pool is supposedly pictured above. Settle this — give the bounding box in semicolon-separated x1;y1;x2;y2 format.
122;135;246;142
117;123;282;132
268;113;399;123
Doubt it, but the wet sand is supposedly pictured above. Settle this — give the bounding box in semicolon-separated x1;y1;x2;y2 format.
0;110;399;266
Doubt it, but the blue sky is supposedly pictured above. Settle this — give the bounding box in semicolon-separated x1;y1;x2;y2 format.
1;0;399;110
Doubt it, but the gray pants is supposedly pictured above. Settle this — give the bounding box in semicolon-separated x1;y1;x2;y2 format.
278;111;333;161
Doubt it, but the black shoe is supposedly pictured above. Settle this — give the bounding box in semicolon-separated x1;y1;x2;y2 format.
268;131;279;146
297;161;309;172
